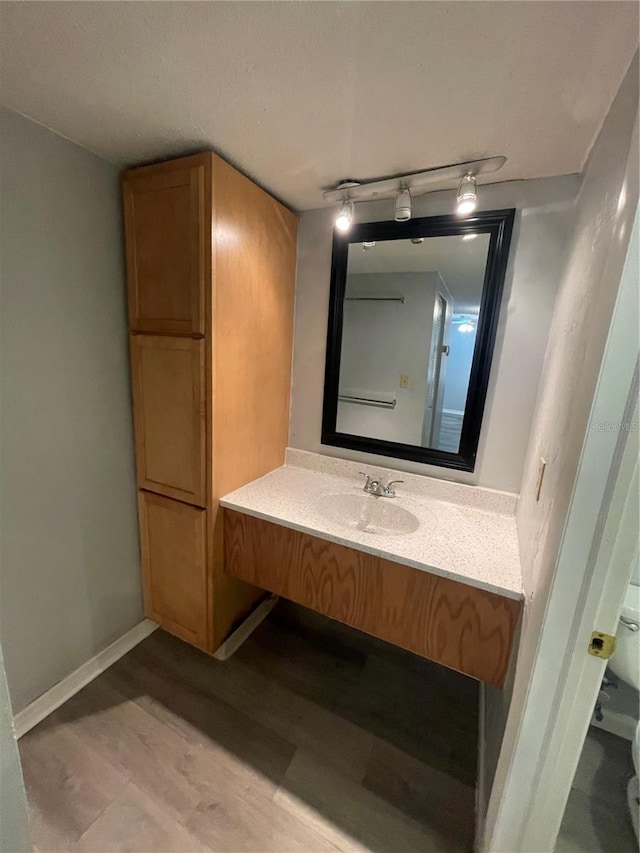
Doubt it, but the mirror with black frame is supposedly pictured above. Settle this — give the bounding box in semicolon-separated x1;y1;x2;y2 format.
321;209;515;472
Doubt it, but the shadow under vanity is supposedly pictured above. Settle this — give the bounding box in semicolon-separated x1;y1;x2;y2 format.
123;152;523;690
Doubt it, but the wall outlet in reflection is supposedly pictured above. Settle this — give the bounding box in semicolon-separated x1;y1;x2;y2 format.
400;374;410;389
535;458;547;502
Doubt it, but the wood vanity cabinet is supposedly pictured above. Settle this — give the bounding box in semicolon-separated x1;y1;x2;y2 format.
223;510;521;687
122;152;298;653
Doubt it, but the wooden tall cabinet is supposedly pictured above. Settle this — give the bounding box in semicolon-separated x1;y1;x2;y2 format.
122;153;298;653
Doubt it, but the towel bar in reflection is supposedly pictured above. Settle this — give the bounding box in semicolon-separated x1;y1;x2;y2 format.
344;296;405;304
338;394;397;409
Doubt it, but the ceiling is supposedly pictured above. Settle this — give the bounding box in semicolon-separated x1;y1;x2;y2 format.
0;2;637;211
348;234;491;313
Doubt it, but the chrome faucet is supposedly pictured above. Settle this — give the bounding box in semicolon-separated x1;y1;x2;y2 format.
359;472;404;498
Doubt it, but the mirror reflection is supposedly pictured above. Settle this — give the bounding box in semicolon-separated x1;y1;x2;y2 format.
336;232;491;454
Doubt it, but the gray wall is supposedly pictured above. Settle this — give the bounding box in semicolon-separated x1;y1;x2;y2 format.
0;108;142;713
290;174;579;493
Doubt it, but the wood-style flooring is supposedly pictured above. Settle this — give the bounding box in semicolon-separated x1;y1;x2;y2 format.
19;601;479;853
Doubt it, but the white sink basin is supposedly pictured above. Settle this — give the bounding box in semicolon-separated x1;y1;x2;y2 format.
315;493;421;536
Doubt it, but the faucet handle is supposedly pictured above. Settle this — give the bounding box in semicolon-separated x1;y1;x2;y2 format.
383;479;404;497
359;472;378;493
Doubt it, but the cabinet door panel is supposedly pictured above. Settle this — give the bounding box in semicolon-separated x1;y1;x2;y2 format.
123;160;206;334
131;335;206;506
139;491;208;649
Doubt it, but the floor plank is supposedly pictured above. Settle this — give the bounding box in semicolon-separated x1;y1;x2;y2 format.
19;721;128;851
19;600;478;853
362;739;475;846
129;628;375;781
275;749;459;853
72;781;208;853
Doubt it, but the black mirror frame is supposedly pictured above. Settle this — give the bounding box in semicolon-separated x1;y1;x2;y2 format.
321;208;516;472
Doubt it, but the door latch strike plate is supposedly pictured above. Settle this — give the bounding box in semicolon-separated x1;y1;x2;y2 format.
588;631;616;659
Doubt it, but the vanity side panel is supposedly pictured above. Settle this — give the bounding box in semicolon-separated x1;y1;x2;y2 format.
223;509;521;686
210;157;299;646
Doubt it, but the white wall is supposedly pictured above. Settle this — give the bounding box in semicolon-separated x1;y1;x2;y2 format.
290;174;579;492
0;108;142;713
516;62;639;599
483;52;639;850
338;272;439;445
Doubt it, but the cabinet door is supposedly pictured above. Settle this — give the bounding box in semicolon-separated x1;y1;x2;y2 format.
123;157;207;335
138;491;209;649
130;335;206;506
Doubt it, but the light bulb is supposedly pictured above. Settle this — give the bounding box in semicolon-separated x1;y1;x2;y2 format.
456;174;477;217
335;200;354;232
395;188;412;222
462;233;478;241
458;323;475;334
362;241;375;250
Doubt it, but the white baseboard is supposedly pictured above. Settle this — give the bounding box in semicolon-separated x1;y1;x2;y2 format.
213;595;279;661
13;619;158;738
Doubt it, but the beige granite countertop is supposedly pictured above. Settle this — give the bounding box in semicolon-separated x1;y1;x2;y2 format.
220;449;523;600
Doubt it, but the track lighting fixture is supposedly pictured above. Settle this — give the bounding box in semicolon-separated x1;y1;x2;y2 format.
335;199;354;232
394;188;412;222
456;174;477;217
326;157;502;225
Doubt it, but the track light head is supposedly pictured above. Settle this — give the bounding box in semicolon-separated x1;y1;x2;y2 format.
394;188;412;222
335;199;354;232
456;174;477;217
